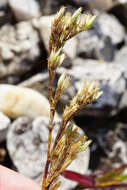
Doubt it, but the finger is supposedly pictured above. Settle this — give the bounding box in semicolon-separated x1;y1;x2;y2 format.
0;165;40;190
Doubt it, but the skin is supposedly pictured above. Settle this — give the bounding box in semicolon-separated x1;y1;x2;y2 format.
0;165;40;190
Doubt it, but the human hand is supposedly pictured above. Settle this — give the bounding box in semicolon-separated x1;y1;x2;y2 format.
0;165;40;190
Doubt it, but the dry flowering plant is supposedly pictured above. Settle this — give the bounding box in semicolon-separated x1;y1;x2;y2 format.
41;7;102;190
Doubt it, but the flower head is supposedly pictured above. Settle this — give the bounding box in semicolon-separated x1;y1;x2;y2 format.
63;81;102;121
49;7;96;51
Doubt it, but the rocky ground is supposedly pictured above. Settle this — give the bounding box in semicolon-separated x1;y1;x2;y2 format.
1;0;127;190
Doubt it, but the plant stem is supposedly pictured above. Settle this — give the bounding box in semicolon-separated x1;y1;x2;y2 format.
52;119;67;153
42;68;55;190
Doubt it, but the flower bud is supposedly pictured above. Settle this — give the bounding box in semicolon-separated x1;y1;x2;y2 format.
71;8;82;24
52;48;62;63
84;15;96;30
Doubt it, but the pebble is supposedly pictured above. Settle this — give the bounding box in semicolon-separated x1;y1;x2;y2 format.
8;0;40;21
0;84;50;119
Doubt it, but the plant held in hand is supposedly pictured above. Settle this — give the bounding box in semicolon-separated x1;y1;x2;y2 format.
42;7;102;190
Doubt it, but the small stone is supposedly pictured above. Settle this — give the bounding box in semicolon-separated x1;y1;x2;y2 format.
119;0;127;4
0;0;7;7
7;116;90;190
76;13;125;61
96;13;125;44
115;46;127;66
19;73;49;98
57;58;126;117
77;30;115;61
115;46;127;80
1;48;14;61
39;0;60;15
0;84;50;119
34;15;54;52
8;0;40;21
0;21;41;79
63;37;78;59
99;130;127;170
89;0;115;10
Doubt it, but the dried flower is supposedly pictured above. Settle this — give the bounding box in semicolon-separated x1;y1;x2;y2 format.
42;7;102;190
46;123;91;189
49;6;96;51
71;7;82;24
84;14;96;30
55;71;70;104
63;81;102;121
54;6;65;24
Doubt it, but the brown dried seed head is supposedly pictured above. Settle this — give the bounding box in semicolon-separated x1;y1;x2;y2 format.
57;71;70;91
63;81;102;120
54;6;65;23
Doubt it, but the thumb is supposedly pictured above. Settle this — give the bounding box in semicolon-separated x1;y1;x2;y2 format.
0;165;40;190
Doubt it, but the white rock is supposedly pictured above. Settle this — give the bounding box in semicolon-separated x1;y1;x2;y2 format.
7;116;90;190
33;15;54;52
19;73;48;88
0;0;7;7
97;13;125;45
1;47;14;61
0;21;40;78
0;84;50;119
119;0;127;4
64;37;78;60
8;0;40;21
90;0;115;10
0;112;10;142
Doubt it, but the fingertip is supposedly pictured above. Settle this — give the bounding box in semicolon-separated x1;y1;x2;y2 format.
0;165;41;190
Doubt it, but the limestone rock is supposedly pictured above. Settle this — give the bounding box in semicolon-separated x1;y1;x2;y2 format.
0;21;40;79
39;0;89;15
0;0;13;28
0;84;50;119
57;58;126;117
19;58;127;117
8;0;40;21
96;13;125;45
115;46;127;64
115;46;127;79
0;0;7;7
99;130;127;170
77;30;115;62
77;13;125;61
19;73;49;98
39;0;60;15
89;0;116;10
33;15;54;52
0;112;10;142
70;0;116;10
7;116;90;190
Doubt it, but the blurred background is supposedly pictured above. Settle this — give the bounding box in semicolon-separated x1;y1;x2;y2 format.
1;0;127;189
